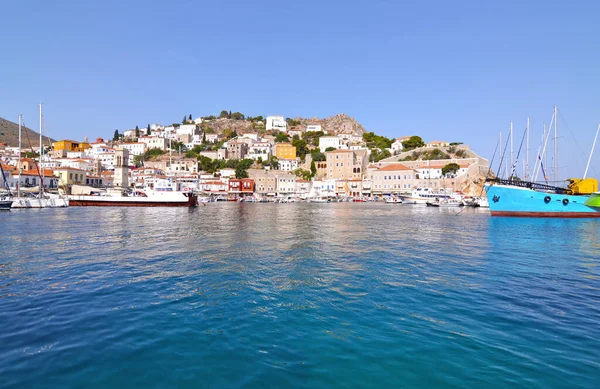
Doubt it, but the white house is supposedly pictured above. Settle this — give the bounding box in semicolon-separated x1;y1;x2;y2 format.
247;142;271;161
219;168;236;179
318;136;342;152
123;129;137;139
306;125;322;132
120;142;147;156
276;173;296;195
193;117;203;125
97;152;116;169
266;116;287;132
241;132;259;141
199;150;218;160
139;136;169;151
205;134;221;144
288;128;303;138
277;159;299;172
391;139;404;154
177;124;197;136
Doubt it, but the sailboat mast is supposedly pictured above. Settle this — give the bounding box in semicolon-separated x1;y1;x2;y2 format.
543;123;547;178
584;124;600;179
554;106;558;184
499;131;503;178
39;103;44;196
526;117;530;180
17;115;22;199
510;121;513;178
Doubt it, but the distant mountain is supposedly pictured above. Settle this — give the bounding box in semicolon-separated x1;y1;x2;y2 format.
0;117;55;147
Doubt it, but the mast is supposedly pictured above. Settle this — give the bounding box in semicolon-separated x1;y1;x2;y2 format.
510;121;513;178
499;131;503;178
543;123;547;178
554;106;558;184
39;103;44;196
526;117;530;180
17;115;22;199
583;124;600;179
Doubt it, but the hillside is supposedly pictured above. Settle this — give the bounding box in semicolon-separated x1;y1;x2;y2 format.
0;117;55;147
198;113;366;137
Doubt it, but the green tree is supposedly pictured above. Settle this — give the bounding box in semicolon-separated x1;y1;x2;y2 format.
369;149;391;162
310;160;317;177
135;125;140;138
442;163;460;176
325;147;337;152
222;128;237;140
363;132;393;150
182;115;187;124
202;133;207;144
402;136;425;151
310;150;326;161
275;132;289;143
188;114;192;121
235;166;248;179
230;112;245;120
146;124;151;136
291;138;308;159
113;129;119;141
219;110;229;118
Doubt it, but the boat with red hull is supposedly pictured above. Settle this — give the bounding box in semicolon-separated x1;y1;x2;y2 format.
67;190;197;207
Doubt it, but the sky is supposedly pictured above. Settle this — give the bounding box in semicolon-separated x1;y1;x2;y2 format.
1;0;599;180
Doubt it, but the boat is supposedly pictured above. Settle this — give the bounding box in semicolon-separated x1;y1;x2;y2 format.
399;187;452;204
426;198;462;207
384;196;403;204
486;178;599;217
473;196;489;208
486;108;600;217
67;187;197;207
11;108;69;209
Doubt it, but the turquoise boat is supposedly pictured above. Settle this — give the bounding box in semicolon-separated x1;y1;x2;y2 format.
485;178;600;218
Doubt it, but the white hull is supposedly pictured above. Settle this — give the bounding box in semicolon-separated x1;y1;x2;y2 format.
11;197;69;208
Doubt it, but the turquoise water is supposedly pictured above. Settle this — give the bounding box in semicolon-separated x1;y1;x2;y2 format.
1;204;599;388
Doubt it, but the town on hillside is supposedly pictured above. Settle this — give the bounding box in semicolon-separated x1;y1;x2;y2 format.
0;112;490;200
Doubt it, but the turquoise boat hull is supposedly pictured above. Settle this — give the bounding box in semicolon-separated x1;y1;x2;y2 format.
485;183;600;217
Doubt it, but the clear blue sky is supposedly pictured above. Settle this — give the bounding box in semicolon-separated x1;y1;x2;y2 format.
2;0;599;179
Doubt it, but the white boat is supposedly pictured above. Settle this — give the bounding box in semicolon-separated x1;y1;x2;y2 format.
473;196;489;208
400;187;452;204
0;196;13;210
384;196;403;204
11;107;69;209
426;198;463;207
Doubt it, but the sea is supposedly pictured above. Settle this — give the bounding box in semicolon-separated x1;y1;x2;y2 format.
1;203;599;389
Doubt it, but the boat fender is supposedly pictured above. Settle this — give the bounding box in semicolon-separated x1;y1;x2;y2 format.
183;187;190;192
544;196;551;203
563;198;569;205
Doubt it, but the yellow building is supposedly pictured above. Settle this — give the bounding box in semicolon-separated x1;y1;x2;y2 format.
53;139;91;152
274;143;296;160
54;168;86;186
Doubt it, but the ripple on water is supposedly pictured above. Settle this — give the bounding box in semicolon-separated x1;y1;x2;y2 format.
0;204;599;388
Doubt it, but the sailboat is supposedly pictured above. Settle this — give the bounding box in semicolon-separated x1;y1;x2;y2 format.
485;107;599;217
11;106;69;208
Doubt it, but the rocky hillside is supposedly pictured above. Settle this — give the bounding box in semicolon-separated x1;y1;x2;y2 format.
199;113;366;136
289;113;366;136
0;117;54;147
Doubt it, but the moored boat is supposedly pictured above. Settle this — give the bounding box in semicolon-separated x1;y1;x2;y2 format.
485;178;600;218
0;196;13;210
67;188;197;207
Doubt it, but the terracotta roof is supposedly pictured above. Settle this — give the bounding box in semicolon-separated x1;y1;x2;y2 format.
377;163;412;171
326;149;352;154
54;167;85;171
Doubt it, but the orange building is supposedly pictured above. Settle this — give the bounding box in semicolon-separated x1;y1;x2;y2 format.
53;140;91;153
274;143;296;160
